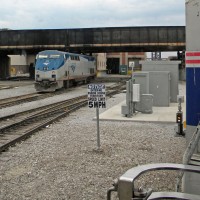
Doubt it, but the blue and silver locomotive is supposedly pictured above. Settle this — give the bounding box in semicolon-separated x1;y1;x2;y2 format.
35;50;96;92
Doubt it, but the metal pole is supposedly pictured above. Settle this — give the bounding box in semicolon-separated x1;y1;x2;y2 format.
96;106;100;149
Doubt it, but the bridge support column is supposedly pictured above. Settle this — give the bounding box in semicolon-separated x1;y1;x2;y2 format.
183;0;200;195
27;53;36;79
183;61;200;195
26;53;36;66
0;54;10;79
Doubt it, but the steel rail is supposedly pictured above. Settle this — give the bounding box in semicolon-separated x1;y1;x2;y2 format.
0;84;124;153
0;95;87;122
0;93;42;108
0;96;87;132
0;100;87;152
0;88;73;109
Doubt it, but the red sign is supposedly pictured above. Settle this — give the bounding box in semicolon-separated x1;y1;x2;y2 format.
186;51;200;67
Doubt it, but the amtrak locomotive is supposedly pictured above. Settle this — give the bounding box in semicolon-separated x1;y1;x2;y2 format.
35;50;96;92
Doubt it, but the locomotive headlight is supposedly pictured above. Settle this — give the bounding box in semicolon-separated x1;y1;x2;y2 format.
36;74;40;80
52;71;56;79
52;74;56;79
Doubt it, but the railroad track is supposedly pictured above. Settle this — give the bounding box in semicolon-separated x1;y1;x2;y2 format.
0;95;87;153
0;85;14;90
0;89;73;109
0;93;42;108
0;83;125;153
0;82;125;109
0;80;98;109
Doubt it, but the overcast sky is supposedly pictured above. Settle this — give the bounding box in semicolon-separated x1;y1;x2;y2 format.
0;0;185;30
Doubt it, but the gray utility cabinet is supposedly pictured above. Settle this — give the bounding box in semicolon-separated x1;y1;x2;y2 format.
133;71;171;107
149;71;171;107
132;72;149;95
135;94;153;113
140;60;180;102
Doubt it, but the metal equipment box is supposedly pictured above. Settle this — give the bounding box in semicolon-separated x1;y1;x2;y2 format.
119;65;128;75
135;94;153;114
132;84;140;102
140;60;180;102
132;72;149;95
133;71;170;107
121;104;129;115
149;71;171;107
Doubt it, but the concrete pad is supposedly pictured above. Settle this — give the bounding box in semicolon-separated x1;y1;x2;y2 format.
99;82;186;123
99;100;186;123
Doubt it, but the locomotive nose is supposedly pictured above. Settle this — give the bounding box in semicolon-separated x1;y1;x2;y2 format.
43;66;48;71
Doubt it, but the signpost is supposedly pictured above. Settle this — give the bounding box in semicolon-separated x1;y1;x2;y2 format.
88;84;106;149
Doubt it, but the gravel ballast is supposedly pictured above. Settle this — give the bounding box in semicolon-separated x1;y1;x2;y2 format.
0;83;186;200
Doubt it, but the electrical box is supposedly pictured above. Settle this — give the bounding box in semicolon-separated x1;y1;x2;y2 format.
133;84;140;102
148;71;171;107
132;72;150;95
119;65;128;75
121;104;129;115
140;60;180;103
135;94;153;114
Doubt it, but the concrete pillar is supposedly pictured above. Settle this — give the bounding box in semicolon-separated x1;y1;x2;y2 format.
183;0;200;195
0;54;10;79
27;54;36;79
27;54;36;66
96;53;107;77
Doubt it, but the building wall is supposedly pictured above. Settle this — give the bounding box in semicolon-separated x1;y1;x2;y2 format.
96;53;107;71
0;55;10;79
8;53;36;77
107;52;146;74
9;54;27;66
27;54;36;66
107;52;146;63
94;53;107;76
8;54;28;76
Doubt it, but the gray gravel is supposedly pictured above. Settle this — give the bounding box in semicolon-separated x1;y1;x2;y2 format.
0;82;186;200
0;86;87;118
0;82;114;118
0;80;35;100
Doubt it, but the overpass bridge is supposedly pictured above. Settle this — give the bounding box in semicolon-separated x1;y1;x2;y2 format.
0;26;185;78
0;26;185;53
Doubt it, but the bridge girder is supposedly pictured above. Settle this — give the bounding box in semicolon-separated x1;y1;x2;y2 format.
0;26;185;54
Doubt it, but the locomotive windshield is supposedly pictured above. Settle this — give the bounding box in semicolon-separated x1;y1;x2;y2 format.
37;54;61;59
49;55;60;58
38;55;48;58
35;53;64;71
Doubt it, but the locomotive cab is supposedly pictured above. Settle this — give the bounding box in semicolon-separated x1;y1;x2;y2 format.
34;50;96;92
34;51;65;91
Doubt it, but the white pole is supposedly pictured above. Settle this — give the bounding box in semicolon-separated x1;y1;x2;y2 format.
96;106;100;149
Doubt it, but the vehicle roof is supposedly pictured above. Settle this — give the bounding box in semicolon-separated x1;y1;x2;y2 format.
38;50;94;59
